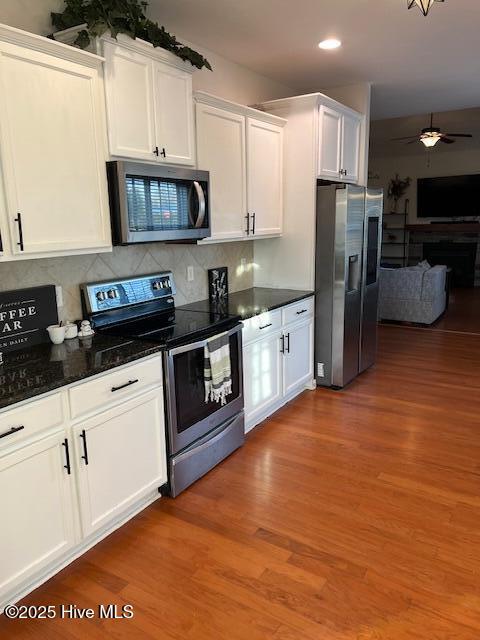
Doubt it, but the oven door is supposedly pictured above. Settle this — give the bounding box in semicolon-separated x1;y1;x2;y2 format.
108;161;210;243
164;324;243;455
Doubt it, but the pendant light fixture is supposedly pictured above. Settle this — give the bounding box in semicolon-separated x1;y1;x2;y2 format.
407;0;444;16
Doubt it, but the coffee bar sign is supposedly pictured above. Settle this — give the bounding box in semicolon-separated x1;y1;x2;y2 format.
0;285;58;356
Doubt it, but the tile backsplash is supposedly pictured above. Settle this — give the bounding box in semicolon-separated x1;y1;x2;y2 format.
0;241;254;321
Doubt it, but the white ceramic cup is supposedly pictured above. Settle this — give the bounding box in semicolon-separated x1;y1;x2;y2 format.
65;322;78;340
47;324;67;345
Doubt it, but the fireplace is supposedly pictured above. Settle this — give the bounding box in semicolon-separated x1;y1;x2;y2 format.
423;242;477;288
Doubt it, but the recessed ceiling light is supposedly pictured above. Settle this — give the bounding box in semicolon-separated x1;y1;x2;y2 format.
318;39;341;50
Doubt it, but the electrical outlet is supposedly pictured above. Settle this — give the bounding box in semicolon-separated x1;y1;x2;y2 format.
317;362;325;378
55;285;63;309
187;266;194;282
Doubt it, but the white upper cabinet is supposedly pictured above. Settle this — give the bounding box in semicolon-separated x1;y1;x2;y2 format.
102;36;195;166
0;27;111;259
153;62;195;165
103;41;156;160
318;105;342;179
196;102;247;241
247;118;283;237
341;111;361;184
318;102;362;184
195;92;285;243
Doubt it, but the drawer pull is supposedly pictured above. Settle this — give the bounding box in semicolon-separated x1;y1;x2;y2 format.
0;425;25;439
111;378;139;393
62;438;71;475
80;429;89;466
296;309;308;315
259;323;272;330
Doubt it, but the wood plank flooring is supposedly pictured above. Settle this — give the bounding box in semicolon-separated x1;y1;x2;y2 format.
433;287;480;334
3;325;480;639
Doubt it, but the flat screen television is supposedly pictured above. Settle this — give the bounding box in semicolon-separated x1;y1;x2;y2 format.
417;174;480;218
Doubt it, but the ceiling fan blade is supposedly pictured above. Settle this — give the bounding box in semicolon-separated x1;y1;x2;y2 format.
406;139;418;145
439;137;455;144
445;133;473;138
391;135;418;141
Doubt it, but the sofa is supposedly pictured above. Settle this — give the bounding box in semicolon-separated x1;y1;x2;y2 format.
379;264;447;325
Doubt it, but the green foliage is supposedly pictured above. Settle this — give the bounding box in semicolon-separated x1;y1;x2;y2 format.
388;174;411;202
51;0;212;71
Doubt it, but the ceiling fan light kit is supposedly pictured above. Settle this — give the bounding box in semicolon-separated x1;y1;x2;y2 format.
391;114;473;149
407;0;445;16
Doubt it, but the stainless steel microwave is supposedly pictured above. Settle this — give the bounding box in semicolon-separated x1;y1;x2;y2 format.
107;161;210;244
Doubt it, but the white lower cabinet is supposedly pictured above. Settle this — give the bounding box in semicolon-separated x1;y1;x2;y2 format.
0;354;167;610
243;297;314;433
0;431;76;604
283;320;314;396
244;332;283;430
74;390;167;536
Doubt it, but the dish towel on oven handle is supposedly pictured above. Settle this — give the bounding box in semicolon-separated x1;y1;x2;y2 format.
204;331;232;406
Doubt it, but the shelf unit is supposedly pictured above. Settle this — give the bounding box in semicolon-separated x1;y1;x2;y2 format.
381;201;409;267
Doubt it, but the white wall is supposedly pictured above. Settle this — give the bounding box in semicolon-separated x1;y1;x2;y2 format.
0;1;294;105
0;0;63;36
369;148;480;223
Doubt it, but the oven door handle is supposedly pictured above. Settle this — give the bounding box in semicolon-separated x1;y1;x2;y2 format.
168;323;242;357
188;181;206;229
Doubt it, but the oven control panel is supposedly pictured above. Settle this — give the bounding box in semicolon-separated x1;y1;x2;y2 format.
81;272;176;315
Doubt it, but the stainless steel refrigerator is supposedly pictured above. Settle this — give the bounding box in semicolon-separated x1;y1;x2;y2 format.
315;184;383;388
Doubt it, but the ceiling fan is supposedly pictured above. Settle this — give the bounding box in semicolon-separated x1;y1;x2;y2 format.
392;114;473;148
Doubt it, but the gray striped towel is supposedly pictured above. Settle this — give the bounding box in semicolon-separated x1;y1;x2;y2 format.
204;332;232;406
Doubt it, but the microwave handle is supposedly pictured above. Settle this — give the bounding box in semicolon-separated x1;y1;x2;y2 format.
189;181;206;229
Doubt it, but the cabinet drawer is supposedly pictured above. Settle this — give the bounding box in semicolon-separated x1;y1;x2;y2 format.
0;393;64;452
242;309;282;345
69;356;162;420
282;297;314;326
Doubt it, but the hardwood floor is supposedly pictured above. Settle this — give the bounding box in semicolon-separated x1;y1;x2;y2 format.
3;325;480;639
433;287;480;334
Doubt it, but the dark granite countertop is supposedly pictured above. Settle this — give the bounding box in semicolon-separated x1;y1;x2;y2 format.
179;287;314;321
0;334;163;412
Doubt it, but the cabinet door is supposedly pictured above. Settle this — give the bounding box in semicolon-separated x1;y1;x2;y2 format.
103;41;157;161
0;42;111;256
342;112;361;184
318;105;342;180
244;332;283;432
0;432;76;602
153;61;195;166
196;103;247;241
283;319;314;397
247;118;283;237
74;390;167;537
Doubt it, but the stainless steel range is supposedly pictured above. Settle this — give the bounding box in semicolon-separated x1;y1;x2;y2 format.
81;272;244;497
